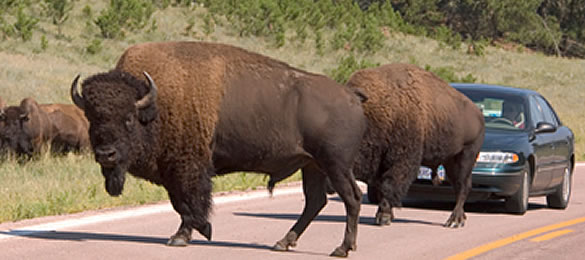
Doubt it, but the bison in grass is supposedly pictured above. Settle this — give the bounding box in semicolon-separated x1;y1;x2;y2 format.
346;63;485;228
70;41;367;257
0;97;90;157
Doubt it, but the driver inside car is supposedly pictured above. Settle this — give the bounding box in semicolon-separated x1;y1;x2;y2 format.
502;101;525;129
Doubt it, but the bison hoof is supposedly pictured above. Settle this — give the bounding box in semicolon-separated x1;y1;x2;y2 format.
272;241;290;252
330;247;349;258
273;231;298;252
444;216;466;228
166;237;188;247
375;212;392;226
444;220;465;228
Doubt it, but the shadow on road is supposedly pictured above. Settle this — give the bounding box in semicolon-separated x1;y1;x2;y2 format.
233;212;442;227
328;194;548;215
0;230;272;251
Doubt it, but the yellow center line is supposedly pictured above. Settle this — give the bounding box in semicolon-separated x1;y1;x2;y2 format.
530;229;574;242
446;216;585;260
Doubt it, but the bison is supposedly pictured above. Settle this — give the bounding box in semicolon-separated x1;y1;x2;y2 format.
0;97;90;157
70;41;367;257
345;63;485;228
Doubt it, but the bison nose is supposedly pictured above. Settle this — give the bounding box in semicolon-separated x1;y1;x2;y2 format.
95;146;119;165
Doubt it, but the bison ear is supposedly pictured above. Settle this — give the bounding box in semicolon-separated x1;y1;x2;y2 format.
137;106;157;124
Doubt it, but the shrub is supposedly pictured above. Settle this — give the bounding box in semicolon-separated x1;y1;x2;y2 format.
14;6;38;42
86;39;102;54
43;0;74;36
95;0;155;39
424;64;477;83
328;54;379;84
40;34;48;50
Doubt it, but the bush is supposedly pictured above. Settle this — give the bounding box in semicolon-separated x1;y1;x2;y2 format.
95;0;155;39
86;39;102;54
14;6;38;42
43;0;74;36
424;64;476;83
328;54;379;84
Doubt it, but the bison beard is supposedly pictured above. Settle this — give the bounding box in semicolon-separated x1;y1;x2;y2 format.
102;167;126;196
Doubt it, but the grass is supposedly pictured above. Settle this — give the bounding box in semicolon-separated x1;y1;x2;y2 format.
0;152;300;223
0;2;584;223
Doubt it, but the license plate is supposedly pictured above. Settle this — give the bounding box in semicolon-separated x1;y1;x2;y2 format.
417;166;445;181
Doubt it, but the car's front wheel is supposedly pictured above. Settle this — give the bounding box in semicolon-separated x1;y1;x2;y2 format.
546;165;572;209
505;169;530;214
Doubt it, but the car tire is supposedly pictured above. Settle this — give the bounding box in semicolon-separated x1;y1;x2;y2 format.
546;165;572;209
505;169;530;214
367;184;380;205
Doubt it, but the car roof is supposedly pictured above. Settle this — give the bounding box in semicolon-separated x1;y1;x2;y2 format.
449;83;540;97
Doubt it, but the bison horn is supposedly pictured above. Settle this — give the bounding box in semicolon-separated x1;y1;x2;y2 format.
70;75;85;110
135;71;158;110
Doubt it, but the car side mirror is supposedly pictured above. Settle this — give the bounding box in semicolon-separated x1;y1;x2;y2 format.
534;122;557;134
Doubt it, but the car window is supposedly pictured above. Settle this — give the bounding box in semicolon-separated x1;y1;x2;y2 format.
456;90;527;131
534;96;559;127
529;96;545;128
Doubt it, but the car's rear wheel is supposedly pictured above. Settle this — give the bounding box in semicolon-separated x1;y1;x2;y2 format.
505;169;530;214
546;165;572;209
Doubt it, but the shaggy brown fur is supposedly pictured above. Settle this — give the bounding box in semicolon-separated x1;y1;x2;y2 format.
72;41;367;257
0;97;89;157
346;63;485;228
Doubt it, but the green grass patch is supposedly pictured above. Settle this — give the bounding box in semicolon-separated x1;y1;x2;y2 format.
0;153;300;223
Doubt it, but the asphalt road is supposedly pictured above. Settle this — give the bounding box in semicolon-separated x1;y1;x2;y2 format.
1;164;584;259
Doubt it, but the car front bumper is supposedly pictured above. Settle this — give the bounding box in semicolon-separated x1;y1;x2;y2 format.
406;167;525;202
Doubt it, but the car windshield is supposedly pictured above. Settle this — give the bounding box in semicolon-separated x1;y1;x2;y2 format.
456;88;527;131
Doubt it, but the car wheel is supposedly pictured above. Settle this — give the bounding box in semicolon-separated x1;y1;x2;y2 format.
546;165;572;209
367;184;380;204
505;169;529;214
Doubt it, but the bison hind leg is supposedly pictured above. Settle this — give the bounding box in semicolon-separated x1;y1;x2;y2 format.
442;141;481;228
273;164;327;252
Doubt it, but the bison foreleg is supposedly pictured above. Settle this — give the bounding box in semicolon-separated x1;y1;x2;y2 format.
165;166;213;246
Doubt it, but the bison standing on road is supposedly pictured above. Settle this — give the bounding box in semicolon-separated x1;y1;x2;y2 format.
70;41;367;257
346;63;485;228
0;97;90;157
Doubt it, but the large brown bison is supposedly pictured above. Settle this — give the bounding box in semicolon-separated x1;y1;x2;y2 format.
70;41;367;257
0;97;90;157
346;63;485;228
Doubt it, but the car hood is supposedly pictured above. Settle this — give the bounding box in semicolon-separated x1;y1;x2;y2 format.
481;129;529;152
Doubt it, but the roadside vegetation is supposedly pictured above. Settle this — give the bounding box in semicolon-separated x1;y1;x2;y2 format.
0;0;584;223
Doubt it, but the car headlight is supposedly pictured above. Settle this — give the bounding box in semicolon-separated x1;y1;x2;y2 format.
476;152;519;164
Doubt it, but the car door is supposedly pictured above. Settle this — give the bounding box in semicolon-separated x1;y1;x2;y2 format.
535;95;571;188
528;96;554;191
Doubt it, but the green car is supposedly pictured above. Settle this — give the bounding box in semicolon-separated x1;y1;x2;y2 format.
406;83;575;214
